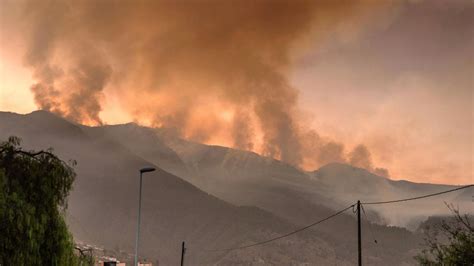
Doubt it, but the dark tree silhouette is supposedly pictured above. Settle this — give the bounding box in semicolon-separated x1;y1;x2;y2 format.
0;136;90;265
415;203;474;265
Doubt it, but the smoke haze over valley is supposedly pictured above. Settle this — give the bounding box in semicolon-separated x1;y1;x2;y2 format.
0;110;472;264
0;0;473;264
1;0;472;185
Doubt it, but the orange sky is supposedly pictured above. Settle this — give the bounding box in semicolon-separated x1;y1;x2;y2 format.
0;0;472;185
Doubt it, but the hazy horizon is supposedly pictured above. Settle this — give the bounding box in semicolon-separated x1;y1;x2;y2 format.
1;0;472;185
1;109;472;187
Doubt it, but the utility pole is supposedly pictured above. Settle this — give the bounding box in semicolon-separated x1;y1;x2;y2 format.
357;200;362;266
134;172;143;266
135;167;156;266
181;241;186;266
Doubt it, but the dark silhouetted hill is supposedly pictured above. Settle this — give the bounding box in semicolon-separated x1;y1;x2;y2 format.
2;110;471;265
0;111;342;265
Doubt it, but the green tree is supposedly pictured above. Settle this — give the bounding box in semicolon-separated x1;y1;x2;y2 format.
0;136;89;265
415;203;474;265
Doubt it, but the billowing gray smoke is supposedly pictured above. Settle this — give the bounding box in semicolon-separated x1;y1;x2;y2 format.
3;0;393;171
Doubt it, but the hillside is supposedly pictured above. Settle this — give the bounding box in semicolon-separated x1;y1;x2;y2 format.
99;122;468;229
83;120;473;264
0;111;345;265
79;121;431;264
2;110;471;265
312;163;472;228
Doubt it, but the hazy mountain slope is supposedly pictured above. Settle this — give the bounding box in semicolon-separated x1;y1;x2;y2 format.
4;111;469;265
312;163;460;201
92;123;428;264
163;138;433;262
0;111;352;265
128;129;342;225
80;123;336;228
312;163;472;228
81;123;189;178
149;128;470;228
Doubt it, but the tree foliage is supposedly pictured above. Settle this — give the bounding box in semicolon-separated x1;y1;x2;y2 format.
415;203;474;265
0;136;89;265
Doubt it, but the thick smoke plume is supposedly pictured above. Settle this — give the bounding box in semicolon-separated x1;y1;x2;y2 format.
349;144;389;177
7;0;392;172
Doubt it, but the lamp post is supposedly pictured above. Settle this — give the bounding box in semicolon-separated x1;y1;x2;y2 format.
134;167;156;266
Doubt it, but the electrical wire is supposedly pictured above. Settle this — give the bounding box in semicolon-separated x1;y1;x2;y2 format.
360;204;379;264
360;204;378;244
203;203;355;252
192;184;472;255
361;184;473;205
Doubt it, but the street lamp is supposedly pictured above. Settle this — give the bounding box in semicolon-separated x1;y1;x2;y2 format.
134;167;156;266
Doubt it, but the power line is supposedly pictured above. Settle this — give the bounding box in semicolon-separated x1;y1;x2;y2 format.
188;184;472;257
360;204;378;244
361;184;473;205
203;204;355;252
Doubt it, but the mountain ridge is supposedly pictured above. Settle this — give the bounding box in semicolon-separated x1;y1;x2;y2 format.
1;110;471;265
0;110;350;265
